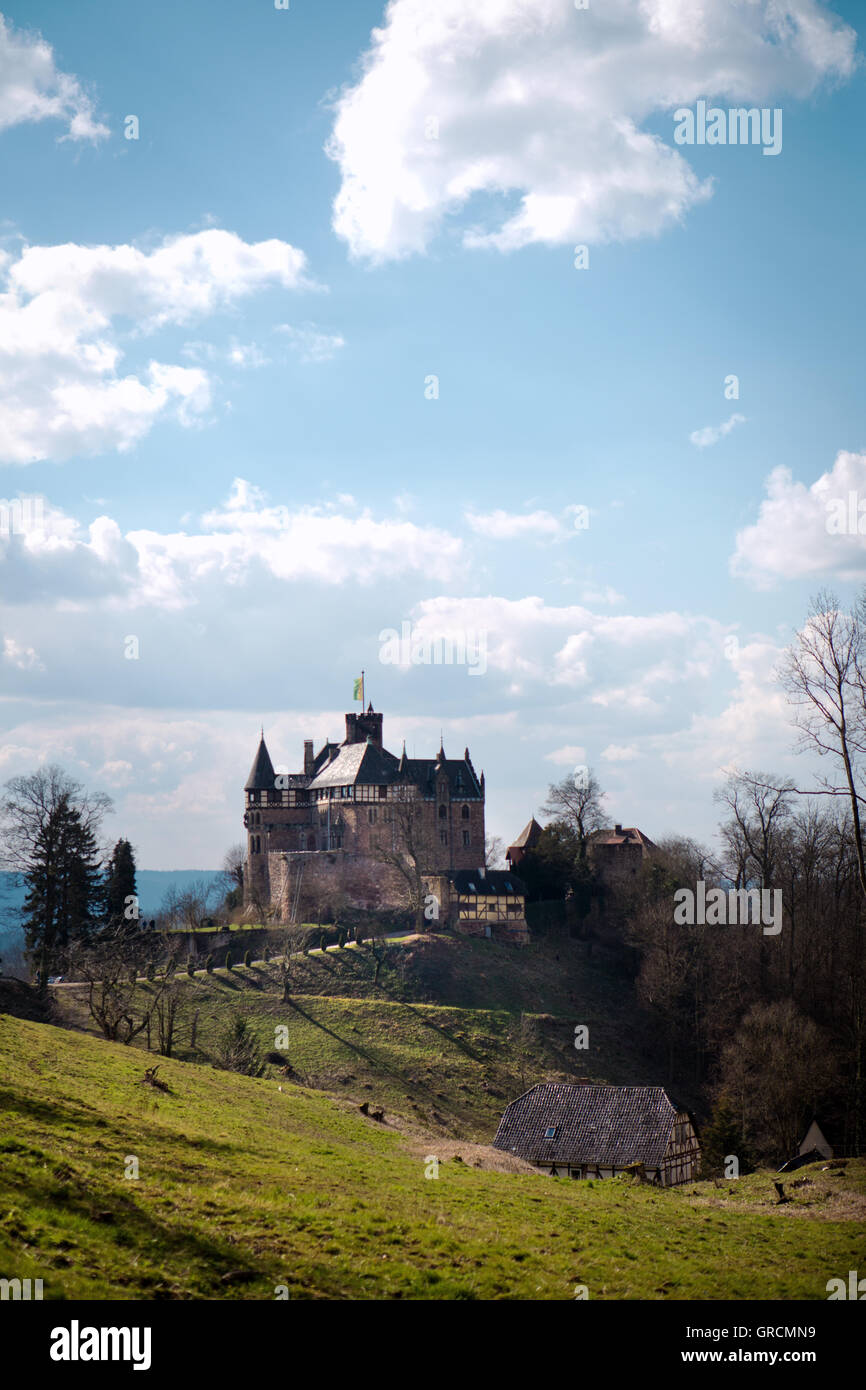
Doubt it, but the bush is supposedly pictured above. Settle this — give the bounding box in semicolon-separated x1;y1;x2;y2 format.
263;946;271;963
186;956;195;978
243;949;252;968
225;951;232;972
210;1014;266;1077
205;954;214;974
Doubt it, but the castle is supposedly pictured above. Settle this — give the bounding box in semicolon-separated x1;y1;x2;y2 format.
243;703;529;941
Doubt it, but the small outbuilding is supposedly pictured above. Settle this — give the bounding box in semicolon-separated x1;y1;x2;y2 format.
493;1083;700;1186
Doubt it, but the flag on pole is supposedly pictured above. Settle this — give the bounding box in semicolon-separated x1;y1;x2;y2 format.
353;674;364;703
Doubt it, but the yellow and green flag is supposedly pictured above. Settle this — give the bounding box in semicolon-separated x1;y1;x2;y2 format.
353;674;364;702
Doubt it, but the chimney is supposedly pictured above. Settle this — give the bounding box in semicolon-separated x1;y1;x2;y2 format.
615;823;623;835
304;740;314;776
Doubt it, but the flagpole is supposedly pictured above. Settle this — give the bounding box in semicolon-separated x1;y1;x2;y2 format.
361;668;365;707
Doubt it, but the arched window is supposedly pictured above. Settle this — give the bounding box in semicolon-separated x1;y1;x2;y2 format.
438;804;447;819
307;834;316;851
461;805;470;820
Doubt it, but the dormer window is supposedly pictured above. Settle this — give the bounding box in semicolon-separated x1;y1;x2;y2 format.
544;1126;558;1140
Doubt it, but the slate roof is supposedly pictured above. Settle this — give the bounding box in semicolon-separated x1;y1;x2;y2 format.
493;1084;679;1169
400;757;482;798
449;869;526;896
308;741;399;789
245;736;276;791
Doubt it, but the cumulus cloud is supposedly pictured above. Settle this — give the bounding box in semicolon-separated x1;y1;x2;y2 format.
327;0;855;261
0;480;466;609
0;12;108;141
0;230;311;463
731;451;866;588
403;594;726;709
690;412;746;448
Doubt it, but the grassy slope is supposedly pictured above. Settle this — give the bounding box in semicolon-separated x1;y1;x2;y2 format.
1;1014;864;1301
51;934;664;1139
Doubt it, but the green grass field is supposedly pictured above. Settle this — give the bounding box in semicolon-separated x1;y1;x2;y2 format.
51;932;664;1138
1;1014;863;1300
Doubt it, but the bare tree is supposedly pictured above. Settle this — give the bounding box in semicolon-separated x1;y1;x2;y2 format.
714;770;795;889
270;921;311;1001
717;1000;837;1162
160;878;220;932
779;591;866;901
542;770;605;857
222;843;245;900
484;834;505;869
370;786;436;932
67;928;181;1045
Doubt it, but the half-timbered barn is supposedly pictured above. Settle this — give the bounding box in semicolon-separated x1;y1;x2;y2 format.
493;1083;700;1185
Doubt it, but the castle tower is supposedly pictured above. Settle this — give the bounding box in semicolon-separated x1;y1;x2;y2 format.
344;702;383;746
243;731;275;909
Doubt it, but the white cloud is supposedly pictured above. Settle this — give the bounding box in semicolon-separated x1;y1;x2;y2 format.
731;450;866;588
275;323;346;362
0;230;311;463
464;507;565;540
601;744;639;762
690;412;746;448
544;744;586;766
0;12;108;141
0;480;466;609
2;636;43;670
327;0;855;262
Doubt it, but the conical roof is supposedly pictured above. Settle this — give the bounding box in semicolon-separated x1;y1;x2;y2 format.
245;734;275;791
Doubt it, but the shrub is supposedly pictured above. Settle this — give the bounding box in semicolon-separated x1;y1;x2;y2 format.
210;1014;266;1077
243;949;252;968
205;954;214;974
263;946;271;963
186;957;195;978
225;952;232;972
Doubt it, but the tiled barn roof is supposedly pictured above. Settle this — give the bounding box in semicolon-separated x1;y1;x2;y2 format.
493;1084;678;1168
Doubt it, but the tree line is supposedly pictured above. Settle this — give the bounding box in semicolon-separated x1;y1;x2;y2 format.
516;588;866;1166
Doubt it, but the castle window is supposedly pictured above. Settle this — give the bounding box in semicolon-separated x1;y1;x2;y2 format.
378;784;387;799
463;830;470;846
438;805;447;819
461;804;470;820
439;830;447;845
368;807;378;824
307;835;316;850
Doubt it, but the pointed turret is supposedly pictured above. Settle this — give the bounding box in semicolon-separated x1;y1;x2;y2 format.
245;733;276;791
398;740;408;774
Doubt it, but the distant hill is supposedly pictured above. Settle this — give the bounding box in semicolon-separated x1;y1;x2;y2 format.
0;868;224;945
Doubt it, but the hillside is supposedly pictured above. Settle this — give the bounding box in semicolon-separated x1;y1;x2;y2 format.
1;1014;863;1301
50;933;674;1138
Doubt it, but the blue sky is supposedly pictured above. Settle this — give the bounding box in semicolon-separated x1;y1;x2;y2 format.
1;0;865;866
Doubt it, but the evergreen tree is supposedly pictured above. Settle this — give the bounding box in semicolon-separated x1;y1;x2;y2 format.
21;793;105;978
104;838;138;929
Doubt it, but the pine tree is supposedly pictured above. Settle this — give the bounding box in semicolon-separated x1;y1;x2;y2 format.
104;838;138;930
21;794;105;979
